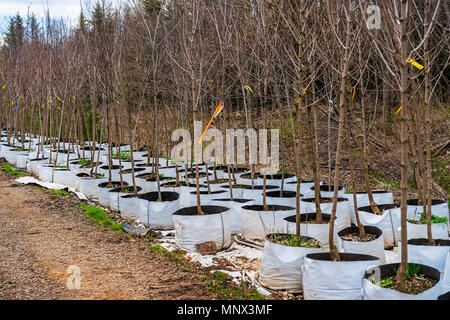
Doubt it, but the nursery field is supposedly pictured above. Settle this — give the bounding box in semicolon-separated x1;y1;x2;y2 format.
1;0;449;303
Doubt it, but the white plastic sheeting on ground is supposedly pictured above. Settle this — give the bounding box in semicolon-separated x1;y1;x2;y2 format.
15;176;87;201
302;254;380;300
258;239;321;292
173;210;231;252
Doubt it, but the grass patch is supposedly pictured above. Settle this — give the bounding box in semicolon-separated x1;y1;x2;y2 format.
52;189;69;197
1;164;29;177
80;202;122;231
112;150;131;160
76;159;91;165
149;243;184;262
206;271;265;300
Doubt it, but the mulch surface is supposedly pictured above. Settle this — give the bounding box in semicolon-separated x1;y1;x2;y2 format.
0;166;218;300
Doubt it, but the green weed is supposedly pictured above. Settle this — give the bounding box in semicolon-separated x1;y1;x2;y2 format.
52;189;69;197
1;164;29;177
80;202;122;231
206;271;265;300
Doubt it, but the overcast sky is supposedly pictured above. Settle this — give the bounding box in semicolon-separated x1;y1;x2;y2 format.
0;0;125;34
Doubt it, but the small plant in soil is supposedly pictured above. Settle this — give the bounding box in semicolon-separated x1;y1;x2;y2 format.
374;264;438;295
270;234;320;248
407;212;448;225
54;164;67;169
340;231;378;242
112;150;130;160
77;159;91;165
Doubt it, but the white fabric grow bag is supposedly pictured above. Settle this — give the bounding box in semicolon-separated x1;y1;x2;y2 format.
0;145;12;159
345;191;394;225
309;186;346;198
80;178;107;199
357;208;401;248
362;264;443;300
258;239;322;292
38;165;54;183
98;185;114;207
241;206;296;240
407;200;449;219
398;240;450;272
302;254;380;300
118;195;141;220
173;209;231;252
7;150;20;165
442;251;450;295
29;159;46;176
138;196;180;230
211;199;255;234
284;181;322;199
16;152;29;169
256;174;297;187
193;190;229;206
404;221;448;241
284;215;346;251
301;198;351;228
53;169;76;188
338;227;386;264
265;191;298;207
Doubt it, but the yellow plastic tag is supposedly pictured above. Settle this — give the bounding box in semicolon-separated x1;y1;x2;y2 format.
407;58;424;70
395;106;402;115
244;85;253;93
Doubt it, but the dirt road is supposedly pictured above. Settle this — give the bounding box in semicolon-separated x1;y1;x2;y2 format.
0;167;218;300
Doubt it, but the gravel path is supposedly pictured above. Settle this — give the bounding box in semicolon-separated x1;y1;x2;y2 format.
0;167;218;300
